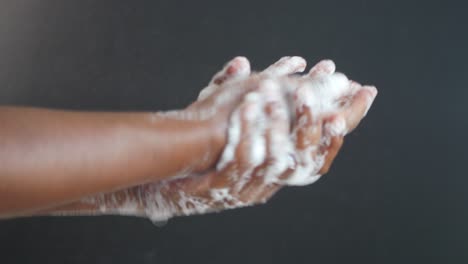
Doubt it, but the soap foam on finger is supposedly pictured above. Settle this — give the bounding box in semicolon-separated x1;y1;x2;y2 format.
198;56;251;100
257;80;293;185
307;59;336;77
263;56;307;76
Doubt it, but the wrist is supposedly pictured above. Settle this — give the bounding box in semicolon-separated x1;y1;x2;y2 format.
148;110;226;174
186;113;228;173
199;116;228;171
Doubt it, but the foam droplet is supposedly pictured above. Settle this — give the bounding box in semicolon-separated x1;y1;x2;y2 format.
150;219;168;227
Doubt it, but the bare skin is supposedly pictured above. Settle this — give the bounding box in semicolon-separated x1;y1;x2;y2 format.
0;57;260;217
34;57;377;221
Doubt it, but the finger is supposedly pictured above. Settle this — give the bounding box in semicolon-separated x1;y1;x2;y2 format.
215;92;266;190
318;136;344;175
164;170;245;214
233;91;268;193
215;106;242;171
315;115;346;175
293;85;322;151
283;112;345;185
262;56;307;76
308;72;351;108
258;80;291;185
276;84;323;186
238;80;291;200
349;80;363;93
253;183;282;204
210;91;267;208
235;92;267;171
198;56;251;100
210;56;251;86
335;80;361;108
294;106;322;150
342;85;378;132
323;114;347;138
307;59;336;78
278;105;322;183
236;165;268;202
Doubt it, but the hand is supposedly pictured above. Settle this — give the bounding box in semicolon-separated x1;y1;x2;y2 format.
185;57;376;187
231;60;377;188
272;59;378;185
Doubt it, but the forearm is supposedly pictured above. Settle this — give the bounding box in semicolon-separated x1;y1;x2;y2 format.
35;181;185;220
35;172;218;221
0;106;217;217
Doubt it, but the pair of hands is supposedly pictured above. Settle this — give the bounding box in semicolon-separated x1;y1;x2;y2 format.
84;56;377;222
137;56;377;221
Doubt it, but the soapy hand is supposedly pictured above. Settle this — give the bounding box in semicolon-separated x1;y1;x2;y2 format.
75;57;377;222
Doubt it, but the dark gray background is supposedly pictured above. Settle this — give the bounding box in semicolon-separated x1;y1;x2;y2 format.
0;0;466;263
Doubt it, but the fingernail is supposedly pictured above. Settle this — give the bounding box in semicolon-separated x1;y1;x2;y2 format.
290;56;307;72
362;85;378;99
309;59;335;76
226;65;237;75
230;56;250;75
320;59;336;70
